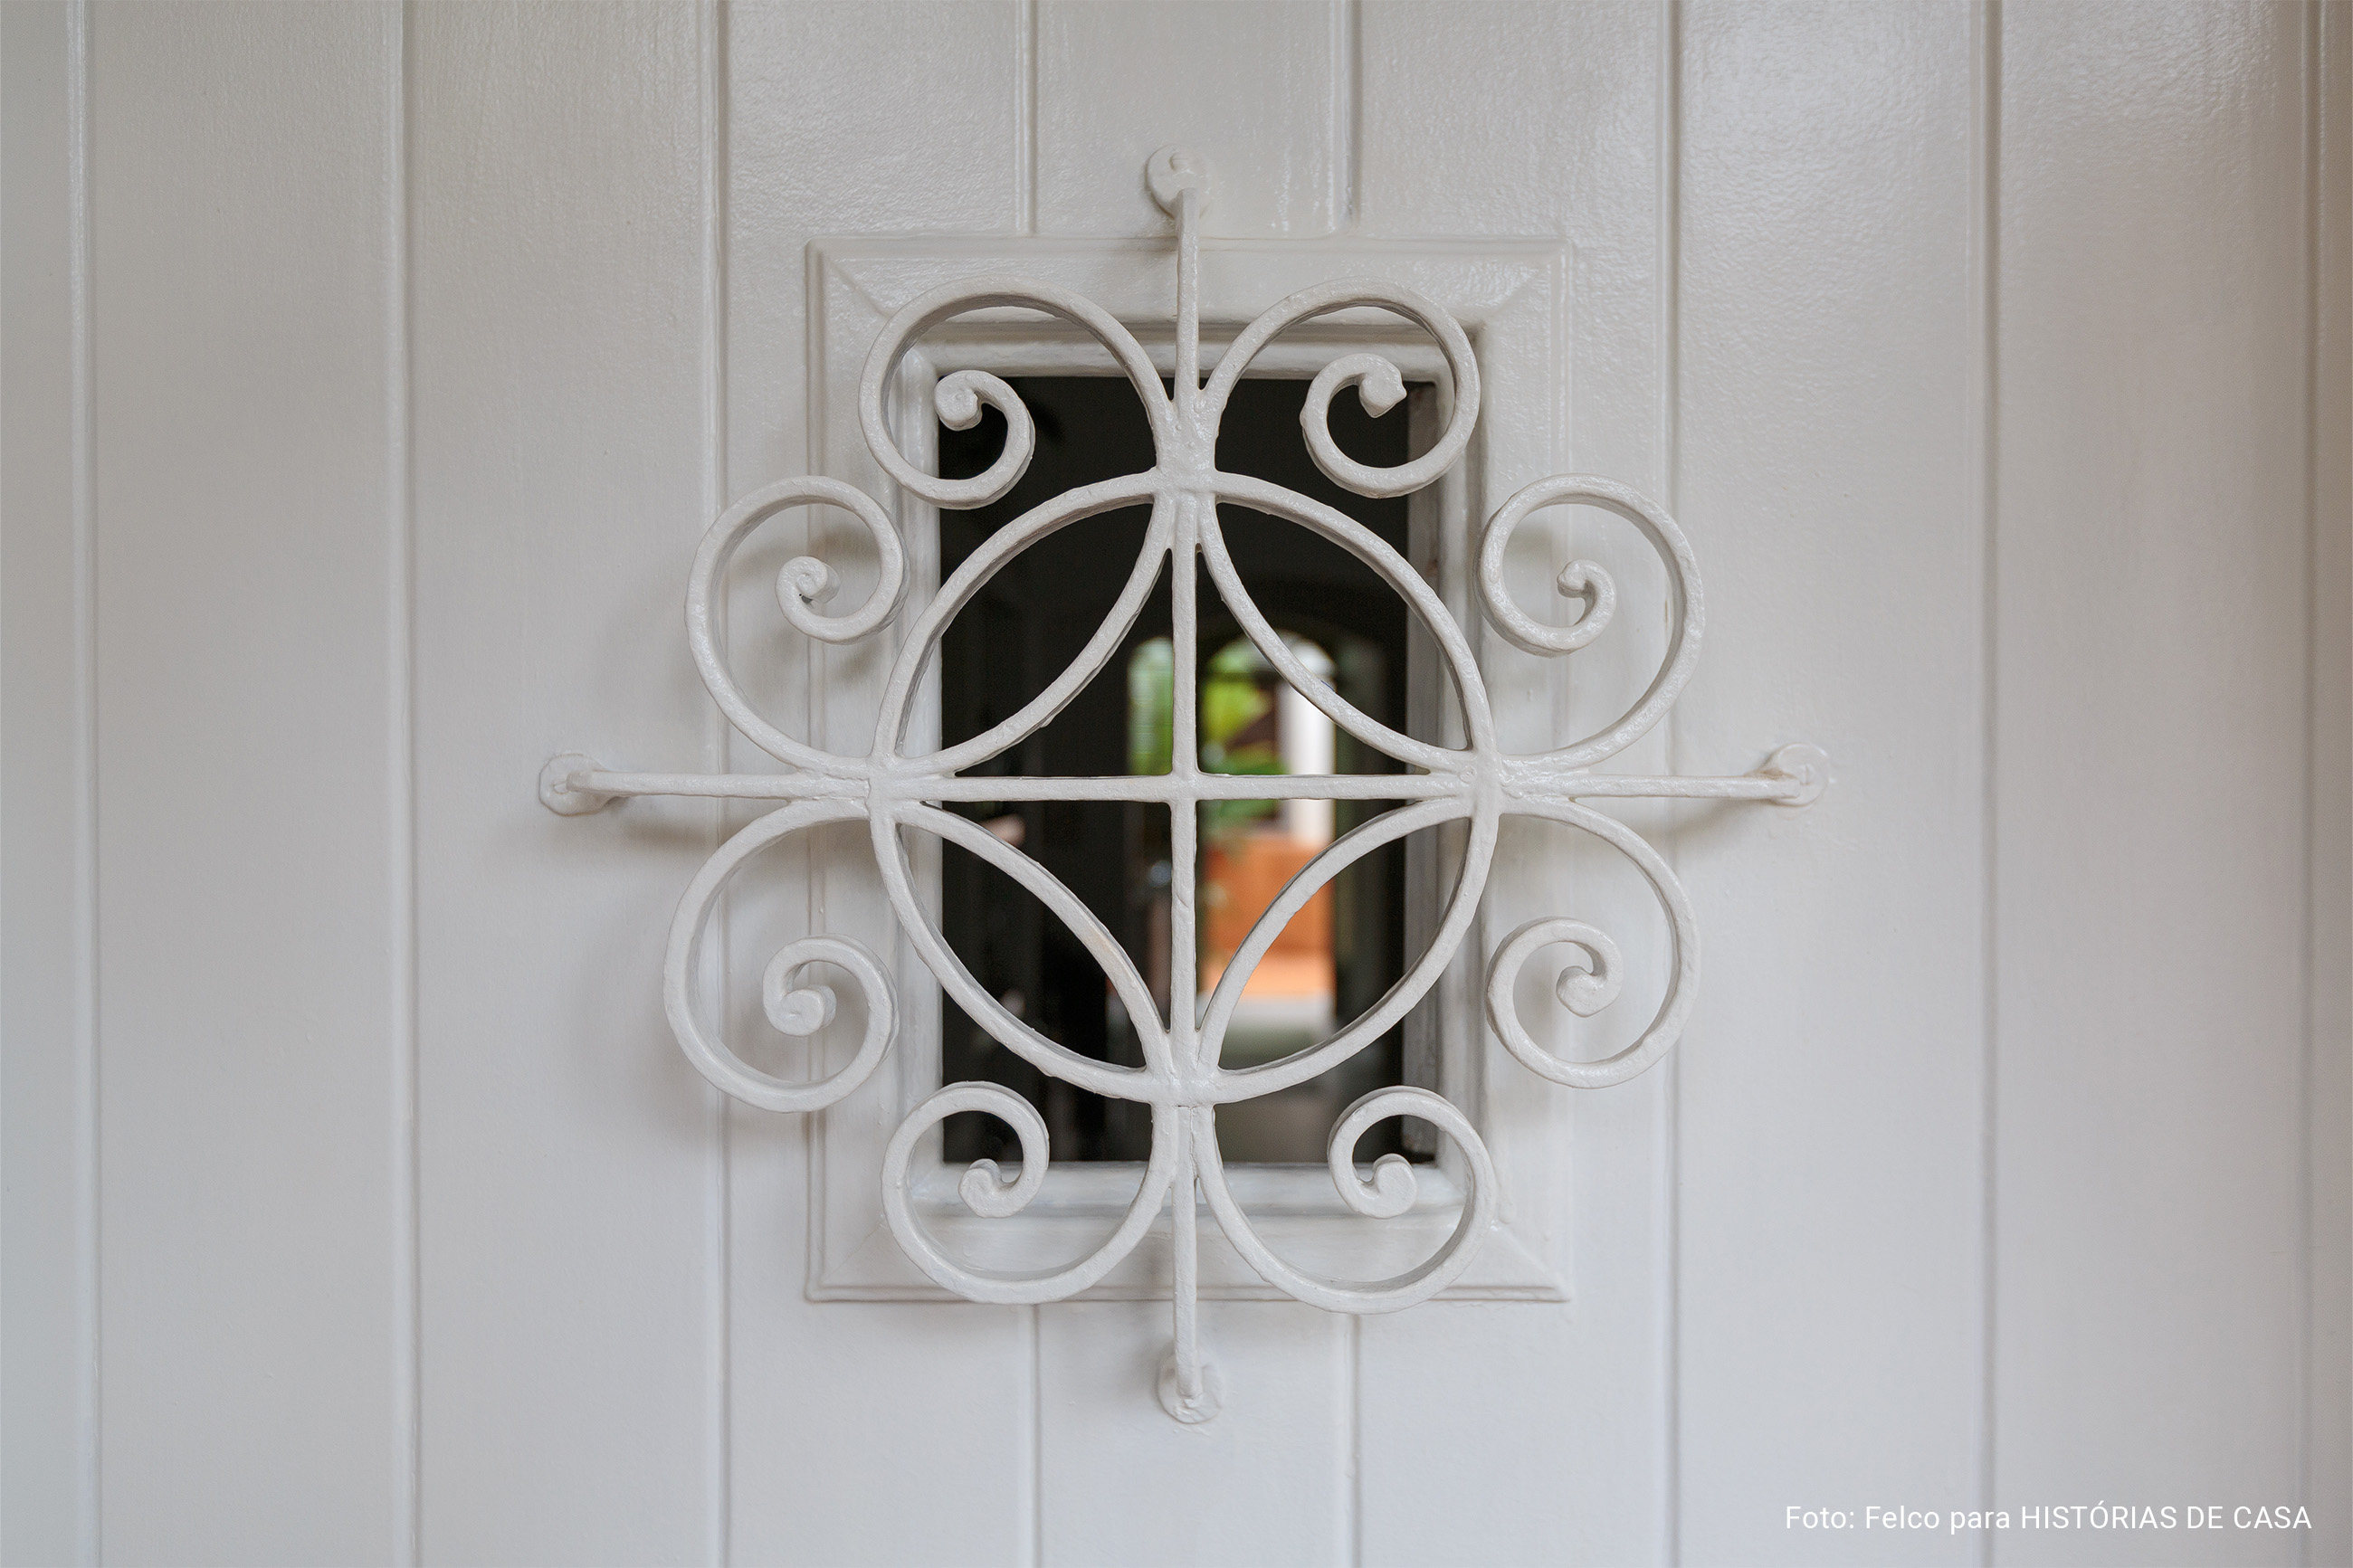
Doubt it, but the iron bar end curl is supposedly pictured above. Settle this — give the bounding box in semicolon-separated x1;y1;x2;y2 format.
543;149;1828;1421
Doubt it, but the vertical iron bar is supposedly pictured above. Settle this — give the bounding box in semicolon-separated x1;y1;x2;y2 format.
1172;1119;1201;1402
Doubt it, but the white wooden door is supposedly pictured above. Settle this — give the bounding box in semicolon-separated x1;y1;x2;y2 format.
4;5;2346;1566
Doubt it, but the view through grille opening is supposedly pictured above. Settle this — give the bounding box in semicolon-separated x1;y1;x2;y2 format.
934;375;1434;1165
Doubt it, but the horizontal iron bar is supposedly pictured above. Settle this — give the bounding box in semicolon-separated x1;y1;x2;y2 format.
916;772;1457;802
1543;772;1804;802
576;768;1456;803
576;770;860;800
572;765;1807;805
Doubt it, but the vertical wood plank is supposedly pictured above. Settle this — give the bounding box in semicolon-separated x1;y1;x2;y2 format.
1994;5;2312;1563
1674;5;1988;1562
720;5;1034;1563
86;3;405;1560
2309;5;2352;1562
1024;5;1350;1557
1353;5;1672;1563
409;4;717;1560
1;3;93;1562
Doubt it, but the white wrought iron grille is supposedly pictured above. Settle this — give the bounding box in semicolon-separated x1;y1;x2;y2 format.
543;148;1827;1422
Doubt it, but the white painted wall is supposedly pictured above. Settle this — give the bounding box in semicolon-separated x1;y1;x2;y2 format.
2;4;2344;1565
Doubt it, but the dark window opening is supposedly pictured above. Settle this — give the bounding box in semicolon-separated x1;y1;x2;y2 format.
933;375;1430;1166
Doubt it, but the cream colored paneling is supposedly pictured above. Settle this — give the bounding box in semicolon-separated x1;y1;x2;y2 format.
409;5;719;1560
721;5;1034;1563
1035;0;1347;238
1994;5;2313;1563
84;2;405;1560
1;4;91;1563
1674;4;1987;1562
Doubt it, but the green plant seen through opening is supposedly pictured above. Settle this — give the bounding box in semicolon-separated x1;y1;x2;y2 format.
1127;635;1283;843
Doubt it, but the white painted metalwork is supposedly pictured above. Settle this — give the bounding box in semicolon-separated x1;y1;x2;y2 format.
544;149;1827;1421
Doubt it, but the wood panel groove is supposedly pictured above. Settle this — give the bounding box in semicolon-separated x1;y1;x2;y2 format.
2304;5;2353;1563
700;6;732;1566
73;4;100;1558
1017;0;1038;235
2294;5;2351;1563
1330;0;1357;233
387;4;420;1563
1347;1314;1362;1567
1659;3;1682;1562
1973;5;2001;1562
1025;1303;1043;1568
2301;9;2320;1563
